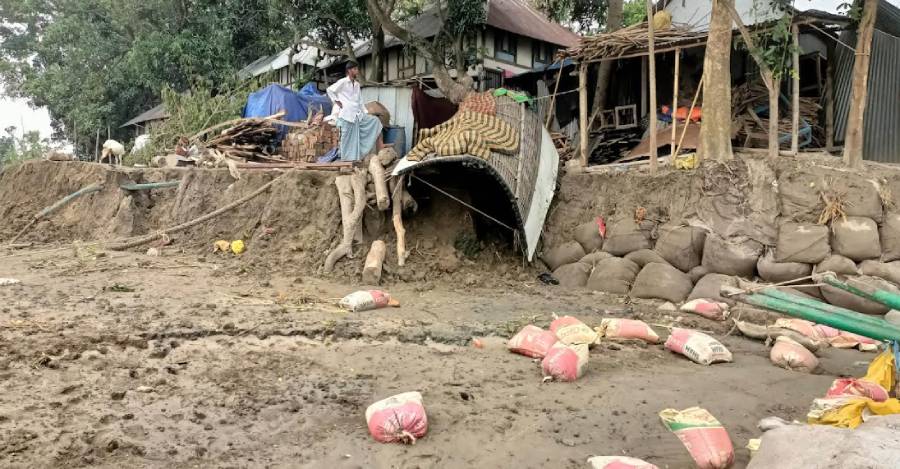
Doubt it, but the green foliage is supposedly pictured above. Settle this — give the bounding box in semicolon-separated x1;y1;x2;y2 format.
737;0;800;80
0;0;292;156
127;81;252;165
534;0;608;33
622;0;645;27
0;126;49;167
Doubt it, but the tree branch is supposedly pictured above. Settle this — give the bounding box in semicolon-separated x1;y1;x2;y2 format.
300;38;349;57
720;0;775;91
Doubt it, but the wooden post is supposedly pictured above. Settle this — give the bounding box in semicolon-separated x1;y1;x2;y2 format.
647;0;658;174
767;73;781;162
825;39;835;151
368;155;390;211
545;62;564;129
94;128;100;162
579;63;589;167
671;48;680;161
843;0;878;169
392;174;409;266
791;23;800;155
362;240;386;284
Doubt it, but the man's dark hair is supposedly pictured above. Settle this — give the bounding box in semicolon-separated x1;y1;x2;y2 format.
346;61;359;72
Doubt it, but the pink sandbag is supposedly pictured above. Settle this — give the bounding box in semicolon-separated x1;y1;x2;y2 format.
774;318;819;340
659;407;734;469
541;343;589;382
365;392;428;444
587;456;659;469
826;378;890;402
339;290;398;312
836;331;879;351
507;325;558;358
550;315;600;345
597;318;660;343
680;299;729;321
769;336;819;372
813;324;840;339
665;328;732;365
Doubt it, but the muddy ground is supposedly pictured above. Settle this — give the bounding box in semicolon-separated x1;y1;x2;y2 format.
0;246;871;469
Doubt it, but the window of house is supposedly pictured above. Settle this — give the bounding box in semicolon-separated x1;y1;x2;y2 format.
399;51;416;79
533;42;555;68
494;31;517;63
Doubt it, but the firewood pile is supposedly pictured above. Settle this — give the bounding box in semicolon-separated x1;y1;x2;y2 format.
199;117;280;161
561;22;705;61
732;82;823;147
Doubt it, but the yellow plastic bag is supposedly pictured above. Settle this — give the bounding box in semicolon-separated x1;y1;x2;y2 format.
230;240;246;255
808;351;900;428
674;153;697;170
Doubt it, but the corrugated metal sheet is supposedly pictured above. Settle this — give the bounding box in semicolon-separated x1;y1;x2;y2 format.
361;86;414;156
121;103;168;128
486;0;579;48
392;97;560;261
664;0;782;32
833;29;900;163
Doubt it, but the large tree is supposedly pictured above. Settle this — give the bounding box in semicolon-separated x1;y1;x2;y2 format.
843;0;879;169
0;0;291;154
697;0;734;161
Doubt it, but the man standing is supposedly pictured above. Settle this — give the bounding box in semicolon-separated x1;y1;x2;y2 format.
327;62;384;161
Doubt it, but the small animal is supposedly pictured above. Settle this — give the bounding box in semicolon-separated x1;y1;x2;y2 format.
100;139;126;165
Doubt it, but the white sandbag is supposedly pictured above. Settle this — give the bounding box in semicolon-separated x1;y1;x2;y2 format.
665;328;733;365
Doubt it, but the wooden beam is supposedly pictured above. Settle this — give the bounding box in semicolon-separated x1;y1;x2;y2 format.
791;23;800;154
579;63;589;167
671;48;680;162
647;0;658;175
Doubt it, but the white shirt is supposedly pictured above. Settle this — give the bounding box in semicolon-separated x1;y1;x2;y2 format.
326;77;366;123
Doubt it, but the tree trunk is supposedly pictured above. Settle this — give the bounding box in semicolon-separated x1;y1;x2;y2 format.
647;0;658;174
579;63;589;166
370;29;385;82
591;0;624;119
698;0;734;162
843;0;879;169
767;72;780;161
432;64;473;104
791;24;800;154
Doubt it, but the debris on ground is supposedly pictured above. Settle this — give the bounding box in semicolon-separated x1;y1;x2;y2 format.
339;290;399;312
541;343;589;382
587;455;659;469
681;298;730;321
659;407;735;469
0;278;21;286
808;351;900;428
664;328;733;365
365;391;428;444
596;318;660;343
507;325;558;358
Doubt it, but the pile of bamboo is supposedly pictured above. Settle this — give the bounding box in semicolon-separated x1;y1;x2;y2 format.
201;118;280;161
732;82;823;147
561;22;704;61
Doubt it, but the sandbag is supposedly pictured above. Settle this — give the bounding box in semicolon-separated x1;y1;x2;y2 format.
587;257;641;294
880;213;900;262
815;254;859;276
541;241;586;271
574;220;604;253
757;250;812;283
689;265;709;283
366;392;427;444
858;260;900;286
770;336;819;373
588;456;659;469
602;218;652;256
655;225;707;272
580;251;613;266
681;299;729;321
550;315;600;345
631;263;693;303
365;101;391;128
775;223;830;263
665;328;733;365
625;249;669;268
552;262;592;288
541;343;589;382
597;318;660;343
689;273;738;305
832;217;881;262
507;325;558;358
821;275;898;315
702;234;762;278
340;290;399;312
659;407;735;469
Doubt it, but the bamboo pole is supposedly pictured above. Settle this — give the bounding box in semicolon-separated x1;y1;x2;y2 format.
94;128;100;162
647;0;658;175
671;47;680;163
673;77;703;159
545;61;564;129
791;23;800;155
579;63;589;167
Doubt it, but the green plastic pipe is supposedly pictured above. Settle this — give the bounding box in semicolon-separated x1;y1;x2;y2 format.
120;180;181;191
759;288;891;329
820;274;900;311
739;293;900;342
37;183;104;218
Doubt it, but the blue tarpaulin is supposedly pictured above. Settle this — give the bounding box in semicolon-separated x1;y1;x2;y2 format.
242;83;333;142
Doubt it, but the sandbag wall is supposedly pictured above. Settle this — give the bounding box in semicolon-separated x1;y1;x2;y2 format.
541;157;900;318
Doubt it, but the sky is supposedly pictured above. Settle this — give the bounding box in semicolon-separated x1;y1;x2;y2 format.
1;0;897;143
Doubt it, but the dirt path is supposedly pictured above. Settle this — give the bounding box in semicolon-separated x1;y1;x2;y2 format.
0;247;869;468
